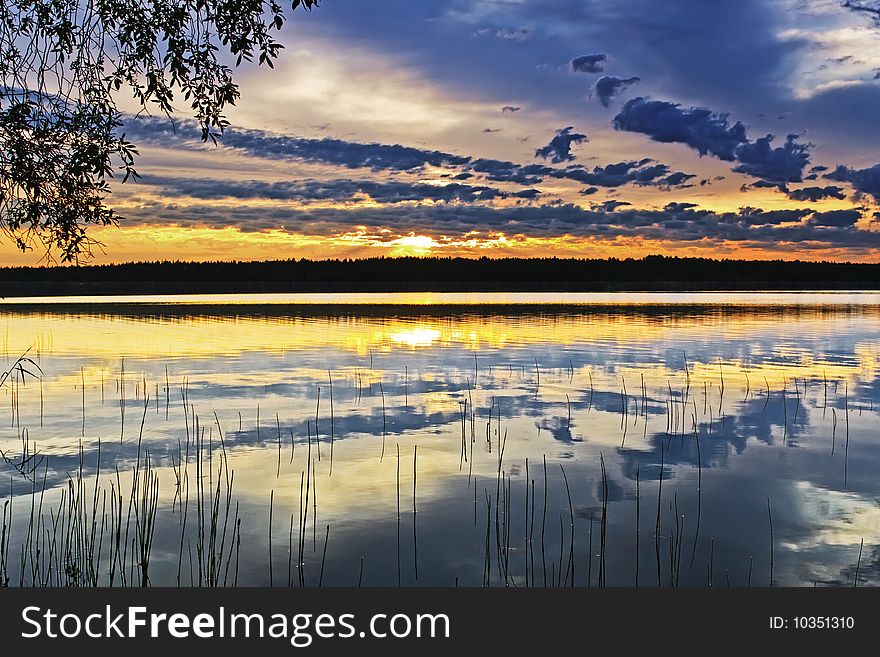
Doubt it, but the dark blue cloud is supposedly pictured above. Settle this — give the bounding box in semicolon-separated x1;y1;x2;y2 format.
120;198;876;251
785;186;847;202
534;126;589;163
125;114;706;195
469;158;551;185
293;0;861;157
512;188;542;199
554;159;651;186
614;98;811;183
613;97;747;160
223;132;470;171
738;207;812;225
661;171;697;187
139;175;532;205
664;202;698;212
843;1;880;23
593;200;631;212
550;159;695;189
809;209;862;227
443;0;803;115
467;154;694;190
124;116;471;172
593;75;641;107
732;134;811;184
826;163;880;201
570;53;607;73
126;201;880;252
634;164;673;184
740;180;786;193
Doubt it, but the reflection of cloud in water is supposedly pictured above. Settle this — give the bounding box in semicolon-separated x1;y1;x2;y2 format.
536;416;580;443
3;297;880;585
787;481;880;550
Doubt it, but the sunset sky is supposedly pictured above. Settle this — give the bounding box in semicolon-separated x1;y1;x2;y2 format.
7;0;880;265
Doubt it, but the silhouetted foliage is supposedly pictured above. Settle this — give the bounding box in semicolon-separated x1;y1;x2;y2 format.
0;0;319;262
2;255;880;295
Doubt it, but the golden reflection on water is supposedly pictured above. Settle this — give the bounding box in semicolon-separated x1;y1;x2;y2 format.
2;303;879;389
4;291;880;305
3;294;880;585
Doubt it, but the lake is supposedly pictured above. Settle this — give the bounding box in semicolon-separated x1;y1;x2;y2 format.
1;292;879;587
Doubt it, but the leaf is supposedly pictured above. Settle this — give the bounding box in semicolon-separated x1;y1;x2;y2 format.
0;0;324;261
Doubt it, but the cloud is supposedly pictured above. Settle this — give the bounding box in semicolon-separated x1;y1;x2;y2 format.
738;206;813;225
660;171;697;188
809;209;862;227
570;54;607;73
663;202;699;212
826;163;880;201
475;26;532;41
552;159;651;186
534;126;589;163
470;154;694;190
613;97;748;159
732;134;811;184
593;200;632;212
549;159;694;189
633;164;673;184
469;158;551;185
593;76;641;107
496;27;533;40
123;116;471;172
437;0;810;132
613;97;812;183
139;175;533;205
119;198;876;251
512;188;542;200
785;186;847;202
740;180;786;193
843;1;880;22
126;114;698;196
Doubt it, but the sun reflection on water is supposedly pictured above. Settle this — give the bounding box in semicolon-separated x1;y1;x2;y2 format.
2;293;880;586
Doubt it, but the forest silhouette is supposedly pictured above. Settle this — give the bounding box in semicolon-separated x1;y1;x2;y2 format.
2;256;880;296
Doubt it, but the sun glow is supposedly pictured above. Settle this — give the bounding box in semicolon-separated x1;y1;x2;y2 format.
388;234;437;256
390;326;443;347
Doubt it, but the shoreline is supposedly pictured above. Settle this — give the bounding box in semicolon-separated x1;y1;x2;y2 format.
2;256;880;296
3;281;880;297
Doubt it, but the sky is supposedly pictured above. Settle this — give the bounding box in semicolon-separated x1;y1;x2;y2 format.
8;0;880;264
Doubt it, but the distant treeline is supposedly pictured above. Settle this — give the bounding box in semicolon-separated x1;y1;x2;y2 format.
2;255;880;296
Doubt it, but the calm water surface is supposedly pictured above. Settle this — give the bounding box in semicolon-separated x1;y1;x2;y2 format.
1;292;879;587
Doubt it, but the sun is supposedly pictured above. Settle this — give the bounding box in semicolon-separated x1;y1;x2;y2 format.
389;234;438;256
